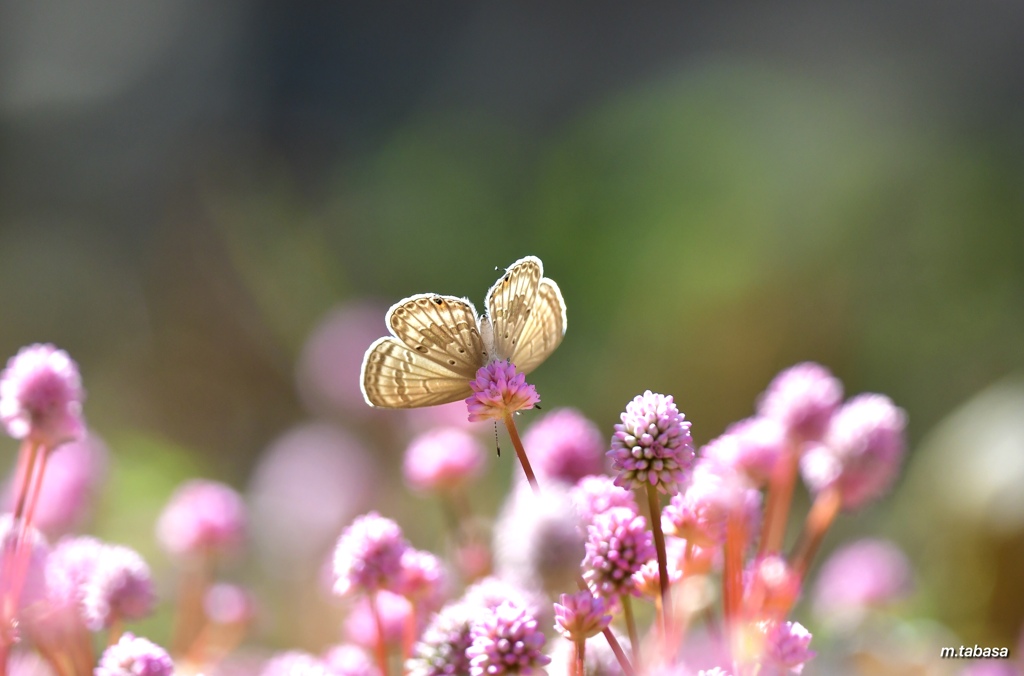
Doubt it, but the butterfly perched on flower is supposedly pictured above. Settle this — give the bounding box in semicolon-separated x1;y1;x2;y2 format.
360;256;567;408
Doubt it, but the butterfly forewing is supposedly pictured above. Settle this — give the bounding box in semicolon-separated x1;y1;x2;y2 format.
361;337;476;408
486;256;543;362
387;294;487;376
508;278;567;374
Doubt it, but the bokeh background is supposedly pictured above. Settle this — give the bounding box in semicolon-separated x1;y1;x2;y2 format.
2;1;1023;668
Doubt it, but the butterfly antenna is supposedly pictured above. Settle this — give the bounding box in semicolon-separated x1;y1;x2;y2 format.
493;421;501;457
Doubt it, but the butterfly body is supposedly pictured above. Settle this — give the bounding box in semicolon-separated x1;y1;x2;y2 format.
360;256;566;408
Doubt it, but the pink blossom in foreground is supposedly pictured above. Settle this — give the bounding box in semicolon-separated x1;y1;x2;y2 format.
813;539;913;628
553;590;612;641
608;391;694;493
464;361;539;423
0;344;85;448
583;506;655;599
332;512;409;597
407;602;476;676
95;633;173;676
467;601;550;676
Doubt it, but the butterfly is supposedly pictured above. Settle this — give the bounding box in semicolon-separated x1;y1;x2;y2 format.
360;255;567;408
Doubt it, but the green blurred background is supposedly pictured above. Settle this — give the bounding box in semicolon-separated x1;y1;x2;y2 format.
1;1;1022;663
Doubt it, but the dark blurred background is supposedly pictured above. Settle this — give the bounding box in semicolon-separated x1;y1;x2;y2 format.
1;0;1023;660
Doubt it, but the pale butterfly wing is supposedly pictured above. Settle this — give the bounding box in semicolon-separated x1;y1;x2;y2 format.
361;294;487;408
507;278;566;375
485;256;543;363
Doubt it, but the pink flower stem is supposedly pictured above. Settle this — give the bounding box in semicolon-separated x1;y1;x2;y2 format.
575;640;585;676
369;590;390;676
502;412;539;493
402;599;417;673
723;512;746;666
108;614;124;648
759;438;799;556
791;486;842;581
20;444;51;542
171;553;212;655
621;593;640;665
646;485;671;637
10;440;40;523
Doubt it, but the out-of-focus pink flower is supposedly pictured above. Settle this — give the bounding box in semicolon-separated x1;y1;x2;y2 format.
27;535;102;639
95;633;173;676
522;408;605;484
708;417;786;487
0;344;85;448
156;479;246;560
398;548;448;612
322;644;379;676
344;590;413;648
632;559;681;599
608;391;694;494
467;601;550;676
465;362;539;423
494;481;585;597
81;543;155;631
662;459;761;549
812;539;913;629
744;555;801;621
553;590;612;642
332;512;409;598
583;506;654;599
801;394;906;511
260;651;333;676
403;427;485;494
296;303;392;418
757;362;842;443
460;577;533;614
7;651;56;676
204;583;255;626
2;432;108;537
570;475;638;524
249;422;374;572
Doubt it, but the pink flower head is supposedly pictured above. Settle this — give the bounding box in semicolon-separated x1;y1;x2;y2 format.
757;363;842;443
407;602;476;676
743;555;801;621
553;590;612;642
322;644;379;676
398;548;448;611
332;512;409;597
35;536;102;620
344;590;413;648
467;601;551;676
95;633;173;676
522;408;605;484
756;620;815;675
709;417;786;487
404;427;486;493
495;482;585;597
204;582;255;626
632;559;681;599
583;506;655;599
608;391;694;493
156;479;246;559
800;394;906;511
460;577;533;613
0;344;85;448
662;459;762;549
570;475;638;524
3;432;108;538
81;544;155;631
812;539;912;628
465;361;539;423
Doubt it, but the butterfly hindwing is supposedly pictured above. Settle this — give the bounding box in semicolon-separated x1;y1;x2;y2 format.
486;256;543;363
361;336;476;408
508;277;566;375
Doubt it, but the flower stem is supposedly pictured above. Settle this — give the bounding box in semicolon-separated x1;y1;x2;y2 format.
791;486;841;580
575;640;585;676
502;412;539;493
370;590;390;676
723;512;746;667
621;593;640;666
646;485;671;636
759;438;799;556
10;440;40;523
